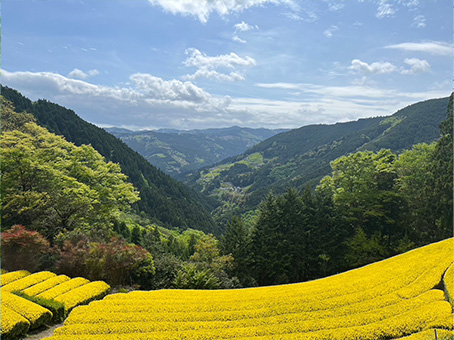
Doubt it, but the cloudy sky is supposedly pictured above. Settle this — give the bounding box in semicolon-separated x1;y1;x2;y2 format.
2;0;452;130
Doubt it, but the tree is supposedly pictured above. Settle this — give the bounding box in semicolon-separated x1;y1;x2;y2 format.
1;225;51;272
317;149;403;248
220;216;251;286
1;122;140;241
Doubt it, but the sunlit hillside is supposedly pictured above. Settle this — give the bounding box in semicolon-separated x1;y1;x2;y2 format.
40;238;453;340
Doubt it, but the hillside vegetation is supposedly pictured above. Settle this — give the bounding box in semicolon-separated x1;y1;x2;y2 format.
183;96;450;218
107;126;286;178
0;86;219;234
42;238;453;340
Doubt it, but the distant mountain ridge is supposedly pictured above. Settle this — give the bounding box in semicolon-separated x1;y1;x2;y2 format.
106;126;287;178
1;86;220;234
182;96;450;215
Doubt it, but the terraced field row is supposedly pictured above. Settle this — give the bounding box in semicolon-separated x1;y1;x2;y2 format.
43;238;453;340
0;270;110;339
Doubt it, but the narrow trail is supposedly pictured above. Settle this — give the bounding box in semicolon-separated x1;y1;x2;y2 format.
20;323;63;340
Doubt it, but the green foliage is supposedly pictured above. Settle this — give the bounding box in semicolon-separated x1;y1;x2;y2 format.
1;86;219;235
344;228;387;268
184;96;449;219
249;188;347;286
1;122;139;241
12;291;66;323
173;263;221;289
1;225;51;272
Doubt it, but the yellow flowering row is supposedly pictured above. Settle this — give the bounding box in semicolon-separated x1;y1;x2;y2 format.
36;277;90;300
43;239;454;340
104;239;452;306
392;329;453;340
1;291;53;329
1;271;56;293
43;301;453;340
0;270;30;286
22;274;71;297
444;264;453;306
0;305;30;339
55;281;111;312
59;294;448;336
67;289;444;325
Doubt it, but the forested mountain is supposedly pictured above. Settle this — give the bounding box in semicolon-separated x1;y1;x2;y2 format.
183;96;450;218
1;86;220;234
106;126;286;178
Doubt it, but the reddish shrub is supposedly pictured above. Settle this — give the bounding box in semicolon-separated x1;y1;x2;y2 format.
1;225;51;272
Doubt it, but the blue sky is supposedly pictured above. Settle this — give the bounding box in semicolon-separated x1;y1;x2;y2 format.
2;0;453;130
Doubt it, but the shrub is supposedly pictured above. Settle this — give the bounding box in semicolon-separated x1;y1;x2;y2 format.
57;237;155;287
1;225;51;272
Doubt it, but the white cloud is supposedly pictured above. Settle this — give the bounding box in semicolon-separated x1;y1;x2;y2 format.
233;36;247;44
349;58;431;76
324;25;339;38
147;0;296;23
2;69;449;130
233;21;258;44
68;68;99;79
412;15;426;28
385;41;453;56
234;21;257;32
183;48;256;82
376;0;395;18
349;59;398;74
401;58;431;74
1;69;234;129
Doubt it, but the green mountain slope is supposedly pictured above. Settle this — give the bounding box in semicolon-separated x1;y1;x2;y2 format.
183;96;450;214
106;126;287;178
1;86;220;234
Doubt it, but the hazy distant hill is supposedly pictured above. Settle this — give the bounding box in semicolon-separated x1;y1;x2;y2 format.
183;96;450;214
1;86;220;234
106;126;287;178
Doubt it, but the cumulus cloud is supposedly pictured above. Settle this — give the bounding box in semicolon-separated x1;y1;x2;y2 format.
401;58;431;74
147;0;297;23
376;0;395;18
1;69;234;129
183;48;256;82
385;41;453;56
349;58;431;76
68;68;99;79
349;59;397;74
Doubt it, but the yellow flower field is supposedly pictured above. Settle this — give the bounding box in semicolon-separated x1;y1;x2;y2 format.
42;238;453;340
0;271;110;339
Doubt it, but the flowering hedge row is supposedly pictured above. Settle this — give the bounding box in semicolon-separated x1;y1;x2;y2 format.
55;281;111;312
22;275;70;297
0;270;30;286
392;329;453;340
0;305;30;339
1;271;56;293
36;277;90;300
42;238;453;340
1;291;52;329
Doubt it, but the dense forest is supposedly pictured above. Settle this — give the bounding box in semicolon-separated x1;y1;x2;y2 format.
182;96;450;226
0;86;220;235
1;88;452;290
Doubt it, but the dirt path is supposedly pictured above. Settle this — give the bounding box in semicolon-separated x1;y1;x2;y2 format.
20;323;63;340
